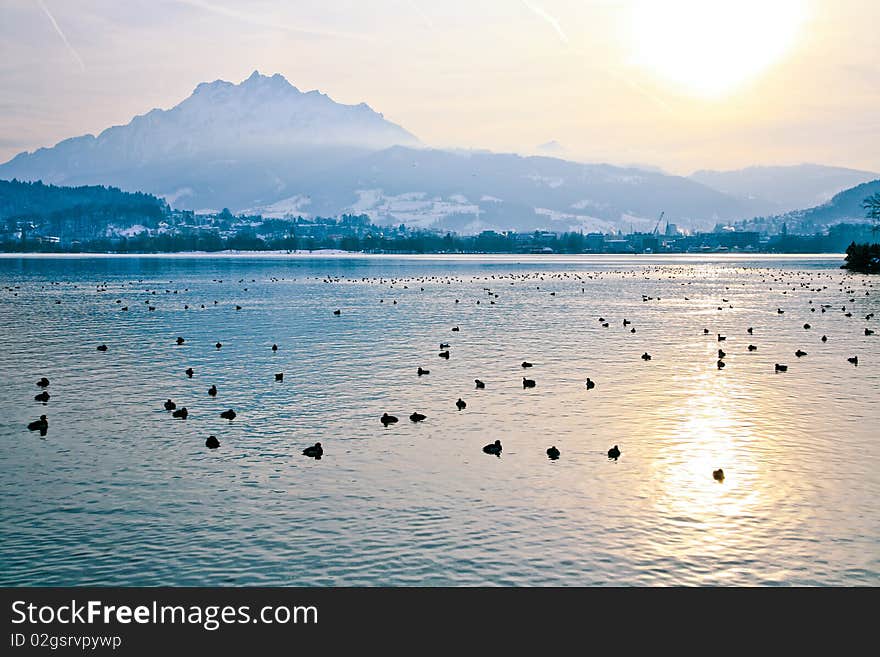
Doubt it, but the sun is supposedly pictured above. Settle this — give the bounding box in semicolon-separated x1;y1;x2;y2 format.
626;0;809;98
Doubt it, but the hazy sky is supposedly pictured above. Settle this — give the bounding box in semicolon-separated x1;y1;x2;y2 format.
1;0;878;174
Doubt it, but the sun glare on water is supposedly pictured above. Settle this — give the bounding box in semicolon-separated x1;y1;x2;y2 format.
626;0;809;98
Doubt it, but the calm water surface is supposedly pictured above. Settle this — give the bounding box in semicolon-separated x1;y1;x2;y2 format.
1;254;877;585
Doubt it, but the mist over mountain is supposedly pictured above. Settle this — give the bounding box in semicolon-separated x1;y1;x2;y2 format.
690;164;878;216
0;71;857;234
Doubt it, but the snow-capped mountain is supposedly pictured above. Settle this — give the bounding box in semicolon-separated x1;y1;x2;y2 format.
0;71;755;231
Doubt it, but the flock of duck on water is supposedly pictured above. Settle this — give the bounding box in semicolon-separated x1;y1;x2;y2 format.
20;265;874;481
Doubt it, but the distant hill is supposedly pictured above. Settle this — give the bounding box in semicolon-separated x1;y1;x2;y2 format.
738;178;880;234
0;179;167;241
690;164;878;215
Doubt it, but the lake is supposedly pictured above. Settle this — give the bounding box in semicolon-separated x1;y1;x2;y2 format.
0;253;877;585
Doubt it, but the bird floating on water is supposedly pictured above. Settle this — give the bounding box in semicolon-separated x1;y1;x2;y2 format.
172;407;188;419
302;442;323;458
607;445;621;460
220;409;236;420
483;440;502;456
164;399;176;411
585;378;595;390
36;377;50;388
475;379;485;389
27;415;48;432
410;412;427;422
418;367;430;376
456;398;467;411
208;385;217;397
775;363;788;372
713;468;725;481
206;435;220;449
547;446;560;460
523;377;536;388
381;413;398;426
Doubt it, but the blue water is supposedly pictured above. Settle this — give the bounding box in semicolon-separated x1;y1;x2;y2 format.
1;254;877;585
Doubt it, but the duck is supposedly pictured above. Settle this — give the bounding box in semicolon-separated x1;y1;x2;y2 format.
775;363;788;372
381;413;399;426
208;385;217;397
847;356;859;366
205;435;220;449
27;415;48;432
275;373;284;382
585;378;596;390
176;337;185;345
803;323;811;330
164;399;177;411
36;377;50;388
451;326;460;332
795;349;807;357
333;309;341;315
713;468;725;481
172;407;188;419
641;352;652;361
747;327;754;334
475;379;485;389
703;328;710;334
185;367;194;378
220;409;236;420
821;335;828;342
866;328;875;336
521;361;533;368
215;342;222;349
607;445;621;460
96;344;108;351
748;344;757;351
456;398;467;411
717;359;726;369
718;349;726;359
410;412;427;423
438;350;450;359
272;344;278;351
439;343;450;349
717;334;726;342
302;442;323;458
483;439;502;456
522;377;536;388
34;391;50;403
546;446;560;460
417;367;430;376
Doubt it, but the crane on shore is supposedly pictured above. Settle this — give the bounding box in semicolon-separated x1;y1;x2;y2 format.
652;211;665;236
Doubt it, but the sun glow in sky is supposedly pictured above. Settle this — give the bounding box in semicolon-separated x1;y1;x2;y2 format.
0;0;877;173
627;0;809;98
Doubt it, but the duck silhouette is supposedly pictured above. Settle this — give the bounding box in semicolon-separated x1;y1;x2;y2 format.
483;439;502;456
456;398;467;411
439;343;450;349
866;328;875;336
205;435;220;449
775;363;788;372
164;399;176;411
475;379;485;389
521;361;533;368
522;377;536;388
821;335;828;342
36;377;50;388
717;334;726;341
417;367;430;376
717;359;726;369
185;368;194;378
176;337;185;345
215;342;222;349
27;415;48;432
795;349;807;357
381;413;399;426
302;442;323;458
172;407;188;419
718;349;726;358
439;350;450;359
748;344;757;351
803;323;811;330
410;412;427;422
585;378;596;389
547;446;560;460
607;445;621;460
452;326;460;332
641;352;652;361
96;344;108;352
272;344;278;351
220;409;236;420
333;309;341;315
208;385;217;397
747;327;754;334
34;391;50;403
713;468;725;481
275;373;284;382
848;356;859;366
